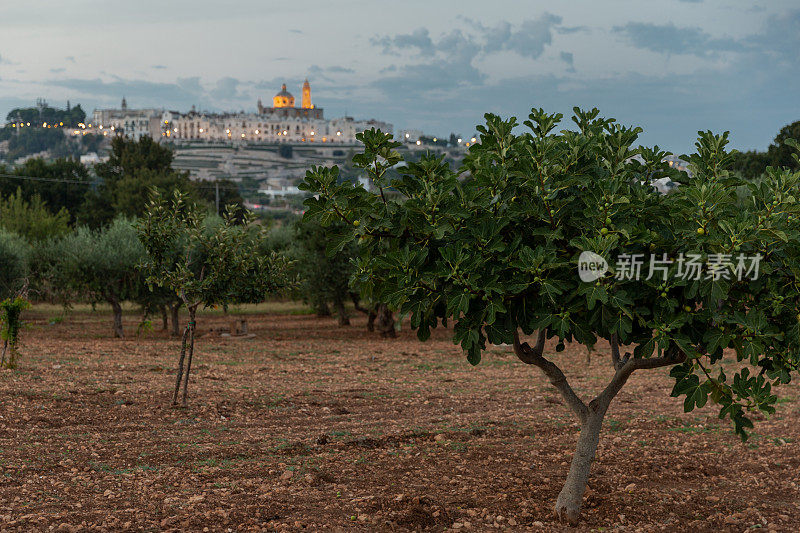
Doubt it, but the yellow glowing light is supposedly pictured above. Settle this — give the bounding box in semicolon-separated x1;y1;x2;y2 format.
471;137;476;143
405;133;409;138
416;140;421;146
310;131;314;135
43;122;47;127
255;129;259;134
457;138;462;143
241;133;245;138
283;130;288;135
336;131;341;136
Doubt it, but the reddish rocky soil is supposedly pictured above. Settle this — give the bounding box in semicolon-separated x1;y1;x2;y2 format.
1;307;799;532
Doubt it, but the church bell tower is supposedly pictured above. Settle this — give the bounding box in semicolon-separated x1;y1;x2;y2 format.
301;79;313;109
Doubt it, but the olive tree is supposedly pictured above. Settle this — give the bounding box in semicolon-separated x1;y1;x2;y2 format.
300;112;800;523
58;219;145;337
293;220;357;325
1;294;31;369
0;229;29;300
137;190;290;407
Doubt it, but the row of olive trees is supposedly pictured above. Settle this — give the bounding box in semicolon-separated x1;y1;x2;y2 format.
1;216;178;338
1;209;393;341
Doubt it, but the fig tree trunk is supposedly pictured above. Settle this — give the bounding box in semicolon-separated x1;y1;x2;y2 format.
376;303;396;338
160;305;168;331
170;302;181;337
333;296;350;326
315;301;331;317
180;306;198;407
554;407;607;523
109;298;124;338
514;331;686;524
172;323;189;406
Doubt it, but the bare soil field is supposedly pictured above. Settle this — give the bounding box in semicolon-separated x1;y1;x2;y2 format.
1;307;799;532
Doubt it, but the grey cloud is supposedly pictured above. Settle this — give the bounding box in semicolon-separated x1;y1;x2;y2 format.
556;26;589;35
466;14;563;59
177;76;203;95
209;77;240;100
614;22;743;56
560;51;575;73
504;14;563;59
745;9;800;65
372;27;434;55
370;16;562;108
65;56;75;63
46;77;205;109
152;65;167;70
50;67;66;73
309;64;355;75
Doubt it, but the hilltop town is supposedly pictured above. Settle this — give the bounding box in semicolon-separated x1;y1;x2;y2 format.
1;81;473;207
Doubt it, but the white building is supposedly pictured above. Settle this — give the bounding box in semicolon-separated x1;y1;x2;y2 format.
82;80;393;145
91;98;163;139
166;81;391;143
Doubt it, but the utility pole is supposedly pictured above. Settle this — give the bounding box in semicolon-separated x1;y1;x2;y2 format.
215;181;220;216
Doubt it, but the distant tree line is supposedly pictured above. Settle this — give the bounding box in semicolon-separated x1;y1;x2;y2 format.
732;120;800;179
0;136;245;229
0;135;393;339
4;102;86;128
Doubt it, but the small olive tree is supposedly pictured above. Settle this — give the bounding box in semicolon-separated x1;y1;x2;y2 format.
1;294;30;369
293;220;357;325
137;190;290;407
61;219;145;338
300;112;800;523
0;229;29;300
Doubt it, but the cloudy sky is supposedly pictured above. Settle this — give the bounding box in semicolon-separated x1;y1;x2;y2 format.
0;0;798;153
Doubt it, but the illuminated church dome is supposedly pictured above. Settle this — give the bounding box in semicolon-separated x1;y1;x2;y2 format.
273;84;295;108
